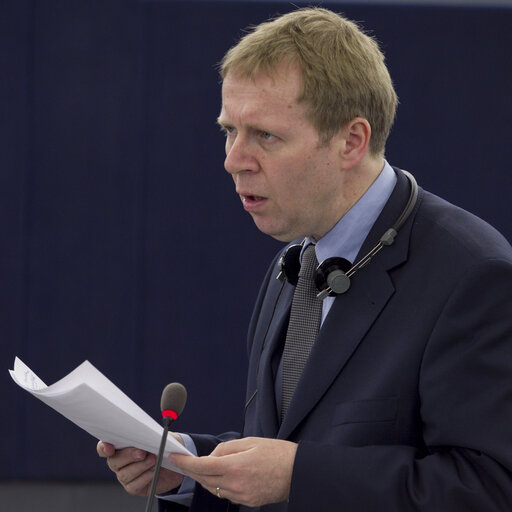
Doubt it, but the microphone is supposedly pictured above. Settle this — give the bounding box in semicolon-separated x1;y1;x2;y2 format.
144;382;187;512
160;382;187;422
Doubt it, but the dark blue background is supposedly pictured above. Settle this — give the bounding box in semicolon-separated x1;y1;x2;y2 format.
1;0;511;480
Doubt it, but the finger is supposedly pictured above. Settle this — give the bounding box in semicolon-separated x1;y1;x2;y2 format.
115;454;157;493
118;465;156;496
203;484;231;502
170;454;223;478
97;441;115;458
210;438;254;457
203;483;246;505
107;447;149;473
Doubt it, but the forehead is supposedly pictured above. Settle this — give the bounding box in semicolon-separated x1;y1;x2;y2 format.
219;64;306;125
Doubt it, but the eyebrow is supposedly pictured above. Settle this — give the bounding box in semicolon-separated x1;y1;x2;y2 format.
216;117;275;136
216;117;228;128
216;110;288;140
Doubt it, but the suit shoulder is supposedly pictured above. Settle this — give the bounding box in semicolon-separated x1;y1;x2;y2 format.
414;190;512;263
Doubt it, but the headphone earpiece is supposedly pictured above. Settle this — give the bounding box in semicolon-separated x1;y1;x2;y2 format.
315;257;352;298
277;246;353;298
276;243;302;285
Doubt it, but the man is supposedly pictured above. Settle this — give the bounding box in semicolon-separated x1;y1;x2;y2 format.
98;8;512;511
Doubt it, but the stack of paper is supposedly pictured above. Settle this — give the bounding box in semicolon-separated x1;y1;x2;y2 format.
9;357;193;472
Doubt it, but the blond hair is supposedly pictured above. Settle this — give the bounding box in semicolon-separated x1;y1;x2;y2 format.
220;7;397;156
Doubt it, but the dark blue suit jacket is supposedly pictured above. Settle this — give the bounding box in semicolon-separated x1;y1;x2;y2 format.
163;169;512;511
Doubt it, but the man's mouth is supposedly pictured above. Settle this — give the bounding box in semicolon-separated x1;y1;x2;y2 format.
241;194;267;211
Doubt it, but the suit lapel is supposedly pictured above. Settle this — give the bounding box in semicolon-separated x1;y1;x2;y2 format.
278;169;419;439
254;281;294;438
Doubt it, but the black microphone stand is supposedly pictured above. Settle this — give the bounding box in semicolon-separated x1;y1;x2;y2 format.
144;416;172;512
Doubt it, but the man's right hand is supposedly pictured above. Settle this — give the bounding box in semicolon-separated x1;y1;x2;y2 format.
97;441;185;496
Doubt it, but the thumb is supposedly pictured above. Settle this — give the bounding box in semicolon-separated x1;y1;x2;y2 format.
210;438;256;457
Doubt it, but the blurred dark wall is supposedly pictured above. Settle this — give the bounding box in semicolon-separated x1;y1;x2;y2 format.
1;0;510;480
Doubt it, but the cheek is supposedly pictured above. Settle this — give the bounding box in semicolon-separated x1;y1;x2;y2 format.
275;172;315;218
283;158;320;193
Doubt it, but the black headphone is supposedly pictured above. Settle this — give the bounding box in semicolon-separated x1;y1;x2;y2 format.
276;170;418;299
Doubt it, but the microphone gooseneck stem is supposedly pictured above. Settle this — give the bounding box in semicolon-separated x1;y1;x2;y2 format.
144;416;172;512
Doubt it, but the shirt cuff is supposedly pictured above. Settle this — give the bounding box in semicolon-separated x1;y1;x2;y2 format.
158;433;197;506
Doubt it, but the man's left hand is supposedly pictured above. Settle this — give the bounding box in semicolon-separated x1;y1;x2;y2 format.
169;437;297;507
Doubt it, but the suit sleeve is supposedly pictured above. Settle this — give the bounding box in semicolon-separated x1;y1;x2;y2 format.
289;258;512;511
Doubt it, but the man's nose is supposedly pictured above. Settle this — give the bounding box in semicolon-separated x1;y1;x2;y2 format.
224;135;258;175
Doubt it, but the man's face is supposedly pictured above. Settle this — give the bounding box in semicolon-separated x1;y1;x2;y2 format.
218;64;349;242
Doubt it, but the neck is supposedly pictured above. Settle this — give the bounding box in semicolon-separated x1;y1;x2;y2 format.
310;156;385;242
338;156;385;219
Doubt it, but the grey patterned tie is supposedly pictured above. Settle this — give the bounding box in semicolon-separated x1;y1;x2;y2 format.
281;244;323;420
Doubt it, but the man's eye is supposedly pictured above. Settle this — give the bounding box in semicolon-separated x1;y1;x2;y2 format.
221;126;235;136
261;131;275;141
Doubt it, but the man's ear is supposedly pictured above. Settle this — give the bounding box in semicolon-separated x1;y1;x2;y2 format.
337;117;372;169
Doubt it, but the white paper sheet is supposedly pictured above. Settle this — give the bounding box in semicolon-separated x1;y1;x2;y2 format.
9;357;193;472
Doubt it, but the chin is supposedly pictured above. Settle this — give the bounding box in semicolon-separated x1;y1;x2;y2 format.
271;233;297;243
255;223;300;243
251;215;306;242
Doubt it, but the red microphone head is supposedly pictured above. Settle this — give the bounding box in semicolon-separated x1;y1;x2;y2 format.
160;382;187;421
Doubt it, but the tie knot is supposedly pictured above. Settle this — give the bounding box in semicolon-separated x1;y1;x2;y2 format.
298;244;318;279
